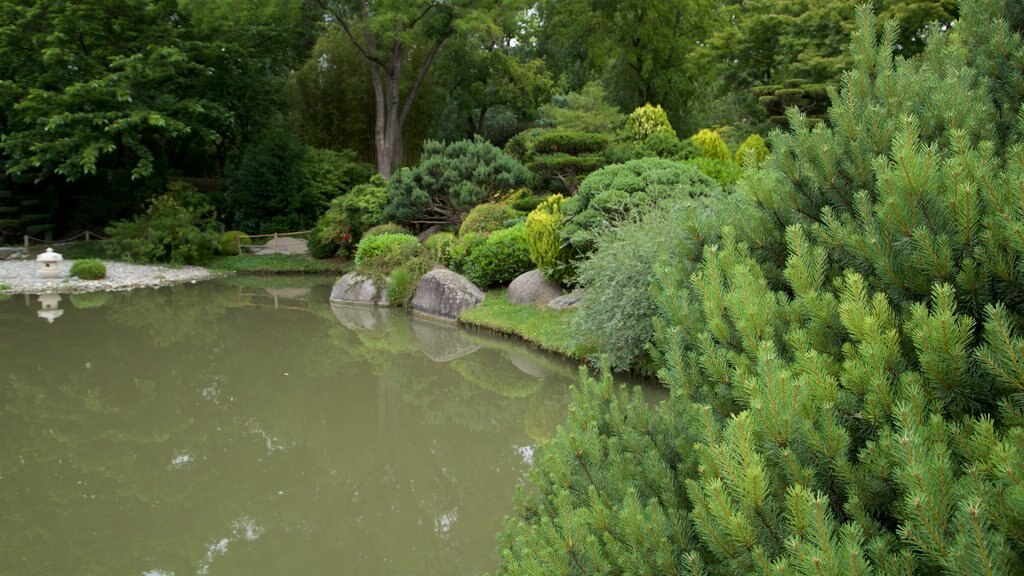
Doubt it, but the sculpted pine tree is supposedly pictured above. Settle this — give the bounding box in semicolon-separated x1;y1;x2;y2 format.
496;1;1024;574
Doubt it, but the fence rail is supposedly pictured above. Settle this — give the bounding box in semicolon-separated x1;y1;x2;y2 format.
236;230;312;254
21;231;107;249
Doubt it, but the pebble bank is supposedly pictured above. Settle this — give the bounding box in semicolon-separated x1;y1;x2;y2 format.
0;260;221;295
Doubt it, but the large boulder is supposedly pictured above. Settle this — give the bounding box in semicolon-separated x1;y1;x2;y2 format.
507;269;564;306
411;268;484;320
330;272;389;306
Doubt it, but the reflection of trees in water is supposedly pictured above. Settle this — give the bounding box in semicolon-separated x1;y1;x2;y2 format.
0;283;580;575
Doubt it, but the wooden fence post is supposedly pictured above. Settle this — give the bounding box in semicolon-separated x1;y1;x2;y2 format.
85;231;91;242
24;235;29;249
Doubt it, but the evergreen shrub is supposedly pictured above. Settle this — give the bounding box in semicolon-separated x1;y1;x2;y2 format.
691;127;732;160
423;231;456;264
310;175;389;257
531;132;610;155
69;258;106;280
383;137;531;227
685;156;744;186
497;3;1024;574
353;232;421;271
106;182;220;265
735;133;769;165
624;103;675;142
524;194;571;285
446;232;487;274
362;223;411;239
463;223;532;287
226;128;317;233
561;158;720;257
459;202;518;236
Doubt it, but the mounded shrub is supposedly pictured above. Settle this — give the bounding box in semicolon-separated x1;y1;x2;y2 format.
463;223;532;288
624;103;675;142
446;231;487;274
353;232;421;271
423;231;456;264
459;202;518;236
734;133;769;165
362;223;411;239
309;175;388;258
217;230;251;255
70;258;107;280
684;156;744;186
524;194;571;285
690;127;732;160
530;131;610;155
561;157;721;257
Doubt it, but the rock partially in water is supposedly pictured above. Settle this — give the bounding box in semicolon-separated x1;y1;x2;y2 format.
411;269;484;320
507;269;564;306
330;272;389;306
411;316;481;362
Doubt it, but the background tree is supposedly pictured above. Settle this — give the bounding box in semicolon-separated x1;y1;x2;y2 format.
315;0;531;177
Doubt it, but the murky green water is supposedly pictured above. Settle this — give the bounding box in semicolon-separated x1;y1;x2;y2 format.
0;278;589;575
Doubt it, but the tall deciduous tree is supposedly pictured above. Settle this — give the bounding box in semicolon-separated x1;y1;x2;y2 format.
315;0;529;177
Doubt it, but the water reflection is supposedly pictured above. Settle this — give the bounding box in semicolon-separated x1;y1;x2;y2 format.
0;278;587;575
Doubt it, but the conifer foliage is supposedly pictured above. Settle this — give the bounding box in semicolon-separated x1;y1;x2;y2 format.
497;2;1024;574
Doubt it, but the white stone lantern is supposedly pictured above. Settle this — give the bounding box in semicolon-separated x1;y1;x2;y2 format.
36;247;64;279
37;293;63;323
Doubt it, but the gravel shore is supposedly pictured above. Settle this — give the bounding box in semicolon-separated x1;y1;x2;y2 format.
0;260;223;294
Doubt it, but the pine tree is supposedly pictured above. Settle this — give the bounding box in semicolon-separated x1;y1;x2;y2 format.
496;1;1024;574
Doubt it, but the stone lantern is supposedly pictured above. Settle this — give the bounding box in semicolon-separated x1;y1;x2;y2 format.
36;247;64;279
37;293;63;323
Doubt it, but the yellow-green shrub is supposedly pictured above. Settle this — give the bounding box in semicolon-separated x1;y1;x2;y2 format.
735;133;769;166
624;103;675;142
524;194;569;284
691;128;732;160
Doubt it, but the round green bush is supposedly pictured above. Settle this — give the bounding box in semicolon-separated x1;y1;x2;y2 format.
70;259;107;280
735;133;769;166
353;232;422;271
423;231;456;263
459;202;517;236
362;223;411;239
690;128;732;160
446;232;487;273
218;231;251;255
463;223;532;288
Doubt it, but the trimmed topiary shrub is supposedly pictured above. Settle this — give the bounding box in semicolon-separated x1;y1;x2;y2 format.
524;194;571;285
446;231;487;274
217;231;251;255
423;231;456;263
561;158;721;257
383;137;532;227
353;232;421;271
690;127;732;160
531;132;610;155
734;133;769;165
463;222;532;288
624;103;675;142
70;258;106;280
459;202;518;236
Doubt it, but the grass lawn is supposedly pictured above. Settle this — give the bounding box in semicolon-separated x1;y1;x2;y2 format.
459;289;581;359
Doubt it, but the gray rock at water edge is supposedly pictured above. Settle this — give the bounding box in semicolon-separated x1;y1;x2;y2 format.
548;289;585;311
411;268;484;320
330;272;389;306
507;269;564;306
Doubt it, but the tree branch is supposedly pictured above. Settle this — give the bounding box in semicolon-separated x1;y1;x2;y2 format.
399;32;450;125
315;0;388;69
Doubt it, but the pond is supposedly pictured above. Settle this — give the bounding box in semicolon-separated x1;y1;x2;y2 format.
0;277;608;575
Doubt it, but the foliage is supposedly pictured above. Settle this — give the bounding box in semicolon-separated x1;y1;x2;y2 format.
530;132;610;155
386;267;417;307
362;222;412;239
526;131;610;194
684;156;744;186
423;231;456;262
624;103;676;142
226;127;316;234
217;231;251;256
459;202;518;236
536;83;626;134
69;259;107;280
562;158;721;257
524;194;571;285
383;137;532;227
105;182;220;265
691;128;732;160
310;175;389;258
497;3;1024;574
463;222;533;287
353;232;422;271
300;147;374;206
445;232;487;273
734;133;769;165
573;195;729;372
